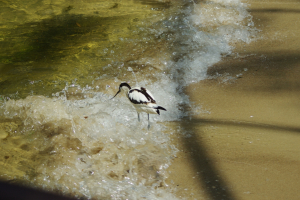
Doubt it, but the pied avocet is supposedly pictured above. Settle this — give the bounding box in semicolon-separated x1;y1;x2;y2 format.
111;82;167;129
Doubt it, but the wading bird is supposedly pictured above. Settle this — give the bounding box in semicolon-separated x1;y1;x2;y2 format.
111;83;167;129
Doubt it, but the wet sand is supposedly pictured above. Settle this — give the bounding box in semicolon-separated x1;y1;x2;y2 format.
168;0;300;199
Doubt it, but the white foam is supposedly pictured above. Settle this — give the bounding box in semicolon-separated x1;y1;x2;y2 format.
4;94;178;199
1;0;255;199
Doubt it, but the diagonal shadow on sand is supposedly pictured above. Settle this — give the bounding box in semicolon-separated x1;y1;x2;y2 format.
179;116;300;199
179;117;238;200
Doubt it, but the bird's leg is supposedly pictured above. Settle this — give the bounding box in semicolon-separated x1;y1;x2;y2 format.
137;112;140;122
147;113;150;130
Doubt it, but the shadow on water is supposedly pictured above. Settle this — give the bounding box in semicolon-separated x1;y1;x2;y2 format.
134;0;171;9
0;11;131;97
0;13;119;65
0;180;77;200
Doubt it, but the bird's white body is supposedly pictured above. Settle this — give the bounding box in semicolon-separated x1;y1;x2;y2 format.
111;83;167;129
125;86;158;114
132;102;158;115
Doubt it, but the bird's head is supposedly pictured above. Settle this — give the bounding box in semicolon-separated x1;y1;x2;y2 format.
111;82;131;100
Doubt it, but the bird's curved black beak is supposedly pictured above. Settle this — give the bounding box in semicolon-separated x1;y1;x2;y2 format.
110;89;120;100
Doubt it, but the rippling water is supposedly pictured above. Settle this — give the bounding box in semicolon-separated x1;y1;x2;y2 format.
0;0;255;199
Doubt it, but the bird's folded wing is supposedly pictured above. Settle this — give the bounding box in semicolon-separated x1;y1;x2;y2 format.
128;89;151;104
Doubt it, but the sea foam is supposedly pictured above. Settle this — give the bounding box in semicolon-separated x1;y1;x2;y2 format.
0;0;255;199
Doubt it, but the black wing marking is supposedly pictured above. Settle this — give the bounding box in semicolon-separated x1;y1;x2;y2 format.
155;106;167;115
128;88;156;104
156;106;166;111
140;87;156;103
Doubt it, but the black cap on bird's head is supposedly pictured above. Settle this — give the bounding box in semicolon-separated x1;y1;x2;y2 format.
119;82;131;89
110;82;131;100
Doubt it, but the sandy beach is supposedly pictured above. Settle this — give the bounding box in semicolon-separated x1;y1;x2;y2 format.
0;0;299;199
167;0;300;199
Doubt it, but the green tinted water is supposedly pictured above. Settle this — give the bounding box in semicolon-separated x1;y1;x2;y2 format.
0;1;256;199
0;0;173;98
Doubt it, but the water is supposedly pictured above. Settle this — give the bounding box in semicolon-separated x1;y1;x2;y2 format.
0;0;255;199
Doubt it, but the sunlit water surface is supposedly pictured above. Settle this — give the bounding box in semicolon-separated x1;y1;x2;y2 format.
0;0;255;199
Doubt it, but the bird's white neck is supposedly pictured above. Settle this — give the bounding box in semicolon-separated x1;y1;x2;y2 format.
120;86;130;94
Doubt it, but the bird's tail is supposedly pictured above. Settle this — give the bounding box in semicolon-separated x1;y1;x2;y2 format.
156;106;167;115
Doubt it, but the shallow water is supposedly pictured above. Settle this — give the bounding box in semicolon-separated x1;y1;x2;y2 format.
0;0;255;199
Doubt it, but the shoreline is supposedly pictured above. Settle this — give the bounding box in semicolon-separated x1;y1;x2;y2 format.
168;0;300;199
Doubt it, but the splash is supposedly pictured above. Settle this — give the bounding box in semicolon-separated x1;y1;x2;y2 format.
0;0;255;199
2;94;178;199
